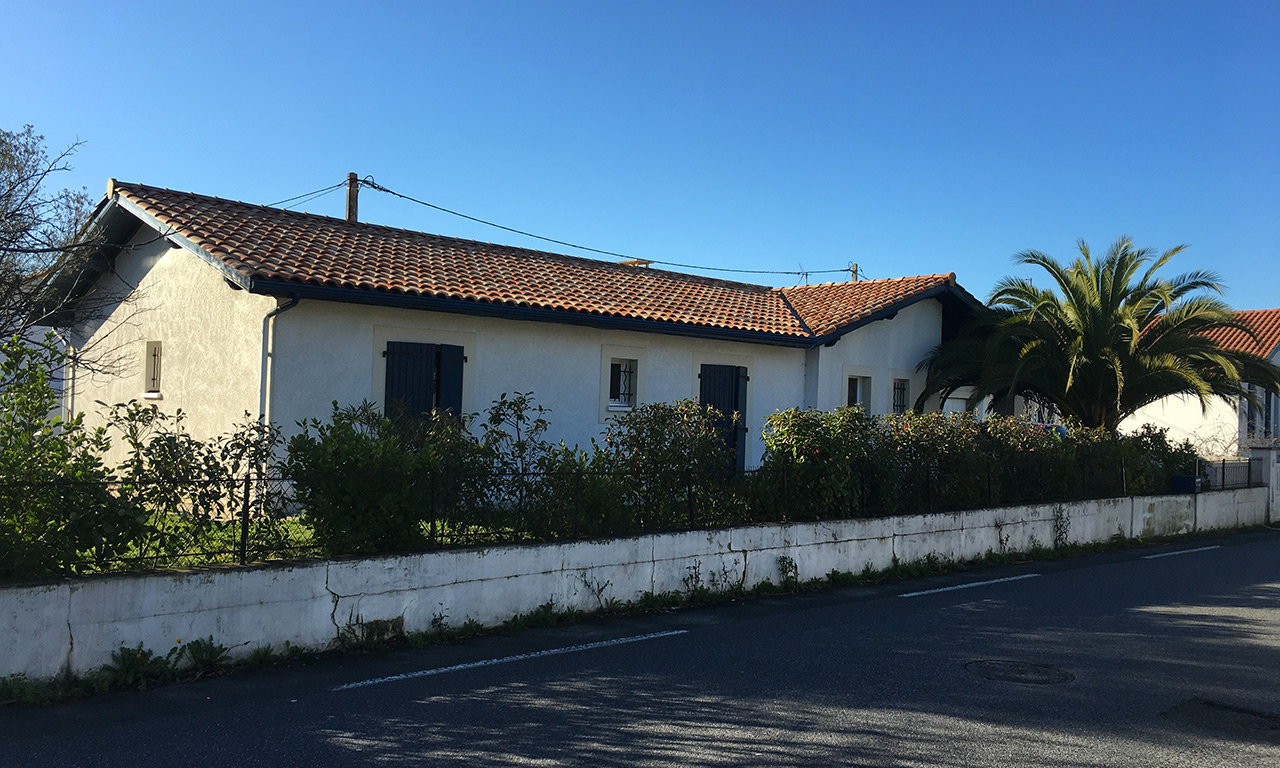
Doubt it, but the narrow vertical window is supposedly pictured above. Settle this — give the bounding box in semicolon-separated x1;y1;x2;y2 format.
144;340;163;395
609;359;637;409
846;376;870;409
1246;384;1259;439
892;378;910;415
1266;390;1276;440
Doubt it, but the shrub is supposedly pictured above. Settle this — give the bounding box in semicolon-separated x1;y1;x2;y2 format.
756;406;882;520
0;336;140;579
602;399;738;530
531;441;631;538
287;402;486;554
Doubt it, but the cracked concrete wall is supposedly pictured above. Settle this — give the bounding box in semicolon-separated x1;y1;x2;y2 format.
0;489;1267;680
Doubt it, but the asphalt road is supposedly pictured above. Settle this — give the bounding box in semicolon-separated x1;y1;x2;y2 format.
4;529;1279;767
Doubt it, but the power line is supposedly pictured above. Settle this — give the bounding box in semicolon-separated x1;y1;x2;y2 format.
268;182;346;209
359;178;851;278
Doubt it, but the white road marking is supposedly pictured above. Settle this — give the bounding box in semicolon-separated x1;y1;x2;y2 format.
1142;545;1222;560
332;629;689;691
898;573;1040;598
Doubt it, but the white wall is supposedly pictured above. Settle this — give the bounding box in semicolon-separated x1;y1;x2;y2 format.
70;231;276;452
2;487;1265;681
269;300;808;467
1122;394;1241;458
807;298;943;413
1122;348;1280;458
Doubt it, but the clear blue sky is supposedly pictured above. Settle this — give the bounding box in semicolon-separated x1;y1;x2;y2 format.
4;1;1277;307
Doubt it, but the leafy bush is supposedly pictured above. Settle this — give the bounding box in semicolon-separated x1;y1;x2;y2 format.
530;442;630;538
754;405;882;520
601;399;740;529
287;402;486;554
0;336;140;579
757;407;1197;518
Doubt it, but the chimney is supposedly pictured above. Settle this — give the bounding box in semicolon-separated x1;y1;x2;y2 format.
345;172;359;223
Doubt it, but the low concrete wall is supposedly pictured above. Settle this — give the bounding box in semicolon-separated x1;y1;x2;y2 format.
2;488;1268;680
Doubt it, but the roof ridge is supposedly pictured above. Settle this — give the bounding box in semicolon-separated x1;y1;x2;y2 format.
779;273;954;291
111;181;778;294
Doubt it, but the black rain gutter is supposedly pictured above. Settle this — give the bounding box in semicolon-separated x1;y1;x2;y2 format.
246;279;818;349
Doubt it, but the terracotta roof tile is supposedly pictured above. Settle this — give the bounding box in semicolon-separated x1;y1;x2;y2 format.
1202;309;1280;358
109;181;967;342
780;274;966;337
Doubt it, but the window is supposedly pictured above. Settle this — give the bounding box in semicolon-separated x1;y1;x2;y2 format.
846;376;870;410
144;340;162;396
699;363;749;472
1246;384;1277;441
383;341;465;417
599;346;647;422
892;378;910;415
609;358;637;409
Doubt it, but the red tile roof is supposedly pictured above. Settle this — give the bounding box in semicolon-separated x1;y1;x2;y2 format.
1202;309;1280;358
106;181;971;343
780;275;968;337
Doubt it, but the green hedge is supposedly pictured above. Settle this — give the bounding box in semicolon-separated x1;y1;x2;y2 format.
0;334;1203;576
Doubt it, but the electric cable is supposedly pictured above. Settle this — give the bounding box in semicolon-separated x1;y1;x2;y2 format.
268;182;346;209
359;178;853;278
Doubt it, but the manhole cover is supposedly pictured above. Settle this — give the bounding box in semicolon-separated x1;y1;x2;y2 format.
1162;698;1280;743
964;660;1074;684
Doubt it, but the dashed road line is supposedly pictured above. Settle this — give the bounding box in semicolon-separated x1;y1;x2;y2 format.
898;573;1041;598
333;629;689;691
1142;545;1222;560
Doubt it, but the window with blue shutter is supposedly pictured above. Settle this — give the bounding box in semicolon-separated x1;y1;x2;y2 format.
699;363;748;471
384;341;465;418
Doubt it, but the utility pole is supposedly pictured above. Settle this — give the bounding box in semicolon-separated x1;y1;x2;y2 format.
346;172;359;223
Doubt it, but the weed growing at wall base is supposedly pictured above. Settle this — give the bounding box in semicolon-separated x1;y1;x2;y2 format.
2;526;1264;708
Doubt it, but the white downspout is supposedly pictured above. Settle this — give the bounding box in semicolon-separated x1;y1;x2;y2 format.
258;294;300;423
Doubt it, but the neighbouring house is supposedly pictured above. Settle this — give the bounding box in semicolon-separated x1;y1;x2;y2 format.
1122;309;1280;457
63;180;980;468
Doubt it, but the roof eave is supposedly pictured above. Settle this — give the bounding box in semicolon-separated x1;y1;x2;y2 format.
248;279;816;348
112;194;252;290
808;283;981;347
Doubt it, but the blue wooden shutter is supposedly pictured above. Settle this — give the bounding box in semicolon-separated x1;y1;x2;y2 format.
699;364;748;472
609;361;621;401
733;365;748;471
437;344;465;416
384;341;437;418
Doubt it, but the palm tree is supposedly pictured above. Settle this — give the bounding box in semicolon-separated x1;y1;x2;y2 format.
916;236;1280;433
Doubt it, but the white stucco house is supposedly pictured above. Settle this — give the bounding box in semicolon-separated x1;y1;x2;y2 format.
1122;309;1280;457
62;180;980;468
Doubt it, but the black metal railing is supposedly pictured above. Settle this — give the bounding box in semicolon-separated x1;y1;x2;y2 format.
1199;457;1267;491
0;454;1267;581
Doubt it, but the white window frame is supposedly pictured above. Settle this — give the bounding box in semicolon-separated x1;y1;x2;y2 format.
599;344;648;422
845;375;872;410
840;364;876;413
892;378;911;415
143;340;163;399
608;358;638;410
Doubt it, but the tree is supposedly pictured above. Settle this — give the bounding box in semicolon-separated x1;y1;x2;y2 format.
1;125;100;339
916;236;1280;433
1;125;144;380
